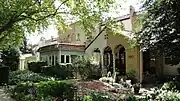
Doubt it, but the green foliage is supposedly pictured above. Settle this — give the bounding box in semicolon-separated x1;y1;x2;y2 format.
1;48;19;71
83;91;114;101
136;0;180;63
11;80;76;101
42;64;74;79
0;66;9;85
161;80;180;91
9;70;50;85
126;69;137;84
73;57;101;80
83;96;93;101
28;61;47;73
0;0;119;48
19;36;33;54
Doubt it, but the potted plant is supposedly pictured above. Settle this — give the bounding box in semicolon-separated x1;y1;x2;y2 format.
133;83;140;94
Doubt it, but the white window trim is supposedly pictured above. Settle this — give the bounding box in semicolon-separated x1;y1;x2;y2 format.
60;54;71;64
48;55;58;66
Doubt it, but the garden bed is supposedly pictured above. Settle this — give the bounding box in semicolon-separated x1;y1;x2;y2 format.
76;80;132;100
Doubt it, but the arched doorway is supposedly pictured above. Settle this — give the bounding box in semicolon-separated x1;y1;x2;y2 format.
114;45;126;76
103;46;113;73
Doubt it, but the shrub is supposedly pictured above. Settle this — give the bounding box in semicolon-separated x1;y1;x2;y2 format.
83;91;114;101
126;69;137;84
0;66;9;85
118;94;138;101
9;70;50;85
73;57;101;80
42;64;74;79
161;81;180;91
28;62;47;73
1;48;19;71
11;80;76;101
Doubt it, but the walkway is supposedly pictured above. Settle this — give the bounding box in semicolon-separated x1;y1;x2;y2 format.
0;87;15;101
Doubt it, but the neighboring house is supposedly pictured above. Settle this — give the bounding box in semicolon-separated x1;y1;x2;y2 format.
19;44;40;70
37;6;177;83
37;25;86;65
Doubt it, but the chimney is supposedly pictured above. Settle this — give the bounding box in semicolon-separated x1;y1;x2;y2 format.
129;5;136;31
130;5;135;17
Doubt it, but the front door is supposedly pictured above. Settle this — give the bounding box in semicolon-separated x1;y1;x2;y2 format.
116;48;126;75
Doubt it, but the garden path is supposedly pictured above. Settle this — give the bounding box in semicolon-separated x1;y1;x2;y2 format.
0;87;15;101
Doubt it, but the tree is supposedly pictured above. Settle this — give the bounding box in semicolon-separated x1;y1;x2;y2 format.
1;48;20;71
136;0;180;64
19;35;33;54
0;0;120;48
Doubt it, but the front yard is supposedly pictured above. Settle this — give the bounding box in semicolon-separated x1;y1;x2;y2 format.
1;59;180;101
5;70;180;101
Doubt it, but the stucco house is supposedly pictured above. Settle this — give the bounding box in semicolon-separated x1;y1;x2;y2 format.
37;6;177;83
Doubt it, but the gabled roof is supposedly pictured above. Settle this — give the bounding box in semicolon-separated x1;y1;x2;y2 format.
85;14;132;50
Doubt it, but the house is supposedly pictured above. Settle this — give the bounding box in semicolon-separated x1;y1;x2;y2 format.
19;44;40;70
37;6;177;83
37;23;87;65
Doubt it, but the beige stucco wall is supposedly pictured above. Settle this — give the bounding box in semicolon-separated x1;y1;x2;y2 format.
122;19;132;31
59;22;99;45
59;22;85;44
85;30;107;56
107;31;140;78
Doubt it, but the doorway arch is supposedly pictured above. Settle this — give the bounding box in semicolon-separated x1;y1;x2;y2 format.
114;44;126;75
103;46;113;73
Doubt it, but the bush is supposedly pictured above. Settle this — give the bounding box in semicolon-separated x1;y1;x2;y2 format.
9;70;50;85
73;58;101;80
118;94;138;101
28;62;47;73
126;69;137;84
11;80;76;101
0;66;9;85
1;48;19;71
83;91;114;101
42;64;74;79
161;81;180;91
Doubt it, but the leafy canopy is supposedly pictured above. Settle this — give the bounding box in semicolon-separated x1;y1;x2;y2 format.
0;0;120;48
135;0;180;63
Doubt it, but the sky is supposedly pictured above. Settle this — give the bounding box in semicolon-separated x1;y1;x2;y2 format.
27;0;142;45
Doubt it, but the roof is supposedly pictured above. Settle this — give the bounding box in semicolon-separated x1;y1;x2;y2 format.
85;14;132;50
37;42;85;52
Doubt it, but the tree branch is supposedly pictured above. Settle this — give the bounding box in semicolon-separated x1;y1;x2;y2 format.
0;0;69;41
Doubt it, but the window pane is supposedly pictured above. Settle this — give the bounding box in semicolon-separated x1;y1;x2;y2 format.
66;55;70;63
55;56;58;65
49;56;51;65
61;55;65;63
52;55;55;65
